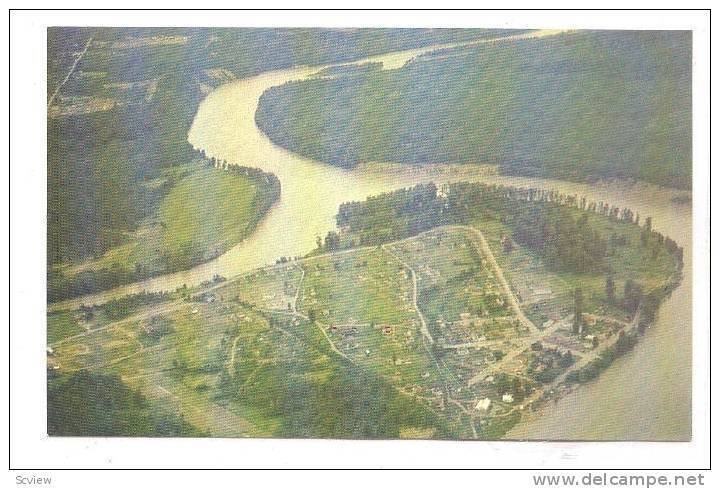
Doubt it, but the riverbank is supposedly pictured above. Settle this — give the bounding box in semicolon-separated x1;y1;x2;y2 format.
254;29;691;189
48;157;280;303
506;252;690;440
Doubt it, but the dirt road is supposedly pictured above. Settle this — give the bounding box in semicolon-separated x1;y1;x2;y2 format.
382;244;434;344
48;37;93;108
449;225;539;333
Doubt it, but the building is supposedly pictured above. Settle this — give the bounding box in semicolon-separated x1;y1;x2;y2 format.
475;398;492;411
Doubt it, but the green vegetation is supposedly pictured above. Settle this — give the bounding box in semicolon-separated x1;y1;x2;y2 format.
47;370;204;436
48;27;519;302
47;27;689;440
155;164;279;271
386;229;513;335
217;318;448;439
48;292;449;438
336;182;681;325
299;248;413;325
47;178;683;438
314;62;382;77
334;182;449;248
256;30;691;189
46;311;86;344
565;330;640;384
48;162;279;302
96;291;173;321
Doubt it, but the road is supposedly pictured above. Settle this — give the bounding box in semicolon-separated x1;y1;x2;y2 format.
381;244;434;344
47;37;93;108
448;225;539;333
48;30;573;312
50;223;639;438
291;267;305;314
50;299;183;348
496;310;639;421
467;314;572;387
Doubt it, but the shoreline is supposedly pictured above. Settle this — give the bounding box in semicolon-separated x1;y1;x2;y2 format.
47;159;281;306
505;254;689;440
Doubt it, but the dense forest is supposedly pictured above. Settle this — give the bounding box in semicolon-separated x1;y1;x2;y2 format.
47;370;204;436
256;30;691;189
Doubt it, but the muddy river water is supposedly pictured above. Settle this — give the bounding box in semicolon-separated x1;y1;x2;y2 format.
59;31;694;440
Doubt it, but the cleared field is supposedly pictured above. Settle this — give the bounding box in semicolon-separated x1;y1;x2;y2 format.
47;311;87;344
156;166;258;268
49;266;452;438
384;228;515;341
221;264;304;311
298;247;415;325
474;207;678;329
48;163;274;301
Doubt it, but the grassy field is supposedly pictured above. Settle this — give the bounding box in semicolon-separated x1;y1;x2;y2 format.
475;205;678;329
299;248;415;325
256;30;691;189
385;229;513;336
221;264;304;311
155;165;259;269
48;163;277;302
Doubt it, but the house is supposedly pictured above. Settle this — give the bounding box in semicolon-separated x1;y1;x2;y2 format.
475;398;492;411
502;393;515;403
584;335;598;349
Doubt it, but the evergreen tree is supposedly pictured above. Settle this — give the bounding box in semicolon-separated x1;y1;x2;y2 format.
605;274;616;304
573;287;584;334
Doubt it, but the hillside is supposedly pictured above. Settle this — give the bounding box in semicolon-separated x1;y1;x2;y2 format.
255;30;692;189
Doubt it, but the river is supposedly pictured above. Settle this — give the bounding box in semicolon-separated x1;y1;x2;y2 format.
54;30;693;440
